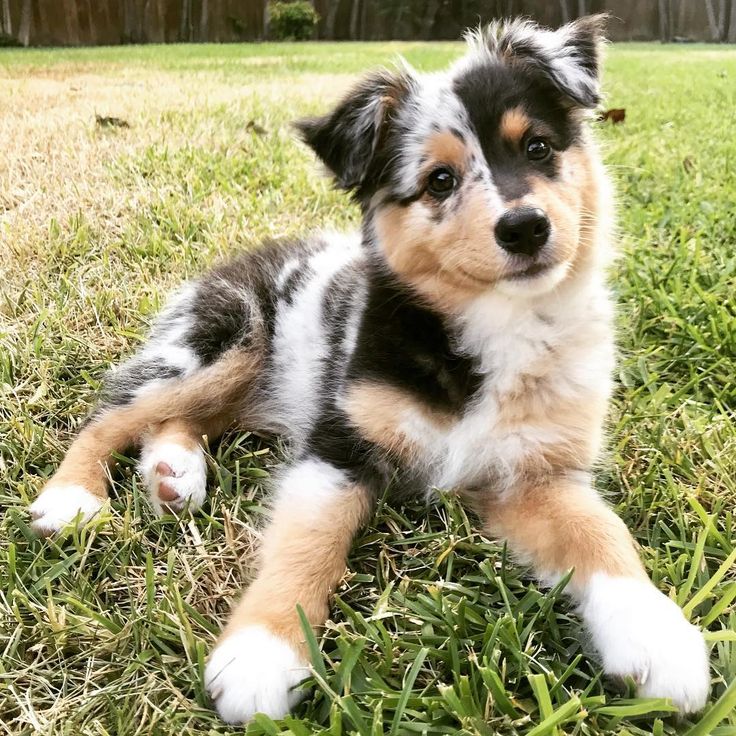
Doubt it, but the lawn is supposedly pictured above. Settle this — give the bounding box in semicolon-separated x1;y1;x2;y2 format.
1;40;735;736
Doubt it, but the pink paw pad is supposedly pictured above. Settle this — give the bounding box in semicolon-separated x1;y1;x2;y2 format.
154;461;181;503
158;480;180;503
155;461;174;477
139;442;207;516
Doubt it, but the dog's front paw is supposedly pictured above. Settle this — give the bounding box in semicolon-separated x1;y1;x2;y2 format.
582;574;710;714
204;625;310;724
138;441;207;516
29;483;106;537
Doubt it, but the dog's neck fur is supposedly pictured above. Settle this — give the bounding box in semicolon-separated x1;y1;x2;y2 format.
363;215;613;367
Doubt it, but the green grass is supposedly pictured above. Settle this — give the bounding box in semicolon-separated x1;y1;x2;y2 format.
1;41;735;735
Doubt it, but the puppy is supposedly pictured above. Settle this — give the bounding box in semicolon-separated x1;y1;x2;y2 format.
30;15;710;724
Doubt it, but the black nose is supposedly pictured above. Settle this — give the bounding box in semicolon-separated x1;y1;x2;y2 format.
494;207;550;256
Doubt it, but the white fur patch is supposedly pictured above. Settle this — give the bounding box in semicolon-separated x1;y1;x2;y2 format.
279;458;347;504
495;261;571;298
29;484;105;536
137;283;201;379
138;440;207;515
580;574;710;714
269;232;362;443
399;274;615;492
273;458;348;521
205;626;310;724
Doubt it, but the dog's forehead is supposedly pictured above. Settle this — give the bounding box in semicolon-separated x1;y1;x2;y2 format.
404;73;469;135
386;56;576;200
401;63;558;151
451;62;531;134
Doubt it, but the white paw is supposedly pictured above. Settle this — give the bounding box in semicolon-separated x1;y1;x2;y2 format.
138;441;206;516
582;574;710;714
29;484;105;537
204;625;310;724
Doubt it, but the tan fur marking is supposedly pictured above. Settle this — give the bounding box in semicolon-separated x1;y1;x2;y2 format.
40;348;261;501
423;130;468;172
477;480;648;593
375;196;500;313
499;140;604;293
492;400;606;481
344;380;452;459
220;485;373;654
569;142;607;275
499;107;530;143
147;418;203;451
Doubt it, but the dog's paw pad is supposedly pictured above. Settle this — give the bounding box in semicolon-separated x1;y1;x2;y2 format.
155;461;174;477
204;626;309;724
29;484;106;537
583;574;710;715
157;479;180;502
138;441;207;515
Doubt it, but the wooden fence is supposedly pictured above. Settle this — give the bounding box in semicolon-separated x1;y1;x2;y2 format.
1;0;735;47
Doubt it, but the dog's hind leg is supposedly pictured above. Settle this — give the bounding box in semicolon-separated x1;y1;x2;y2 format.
30;277;267;536
30;348;261;536
138;418;211;517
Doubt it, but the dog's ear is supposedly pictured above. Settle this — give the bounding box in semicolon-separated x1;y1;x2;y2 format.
295;70;412;192
486;14;607;108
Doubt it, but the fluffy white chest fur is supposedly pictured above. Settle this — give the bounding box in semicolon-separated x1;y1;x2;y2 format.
392;273;616;492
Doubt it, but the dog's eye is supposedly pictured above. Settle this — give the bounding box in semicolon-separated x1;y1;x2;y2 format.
526;137;551;162
427;168;457;197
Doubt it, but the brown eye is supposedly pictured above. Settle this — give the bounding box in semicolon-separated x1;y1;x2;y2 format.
526;137;551;162
427;168;457;197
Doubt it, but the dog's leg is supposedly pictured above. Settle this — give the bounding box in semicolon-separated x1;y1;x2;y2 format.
475;478;710;714
30;270;269;535
138;414;234;516
205;457;373;724
30;349;259;536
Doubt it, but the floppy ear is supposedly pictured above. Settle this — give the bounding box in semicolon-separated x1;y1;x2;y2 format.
295;70;412;192
491;14;607;108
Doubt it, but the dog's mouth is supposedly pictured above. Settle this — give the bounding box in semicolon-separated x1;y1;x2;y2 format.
457;261;555;287
457;267;496;285
506;262;551;280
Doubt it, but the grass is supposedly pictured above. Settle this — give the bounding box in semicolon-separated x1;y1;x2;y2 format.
1;40;735;736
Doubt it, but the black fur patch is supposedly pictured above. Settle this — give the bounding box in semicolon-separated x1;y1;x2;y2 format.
279;262;313;305
295;71;413;197
304;253;481;497
100;360;183;408
453;62;578;201
304;407;426;500
348;257;482;414
188;238;319;364
185;283;258;366
296;71;418;205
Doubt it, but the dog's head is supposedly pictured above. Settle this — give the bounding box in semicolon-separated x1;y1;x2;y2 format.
297;15;611;309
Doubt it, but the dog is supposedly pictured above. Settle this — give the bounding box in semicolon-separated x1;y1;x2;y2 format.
29;15;710;724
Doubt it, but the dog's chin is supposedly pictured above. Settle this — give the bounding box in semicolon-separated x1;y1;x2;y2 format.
495;261;570;298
